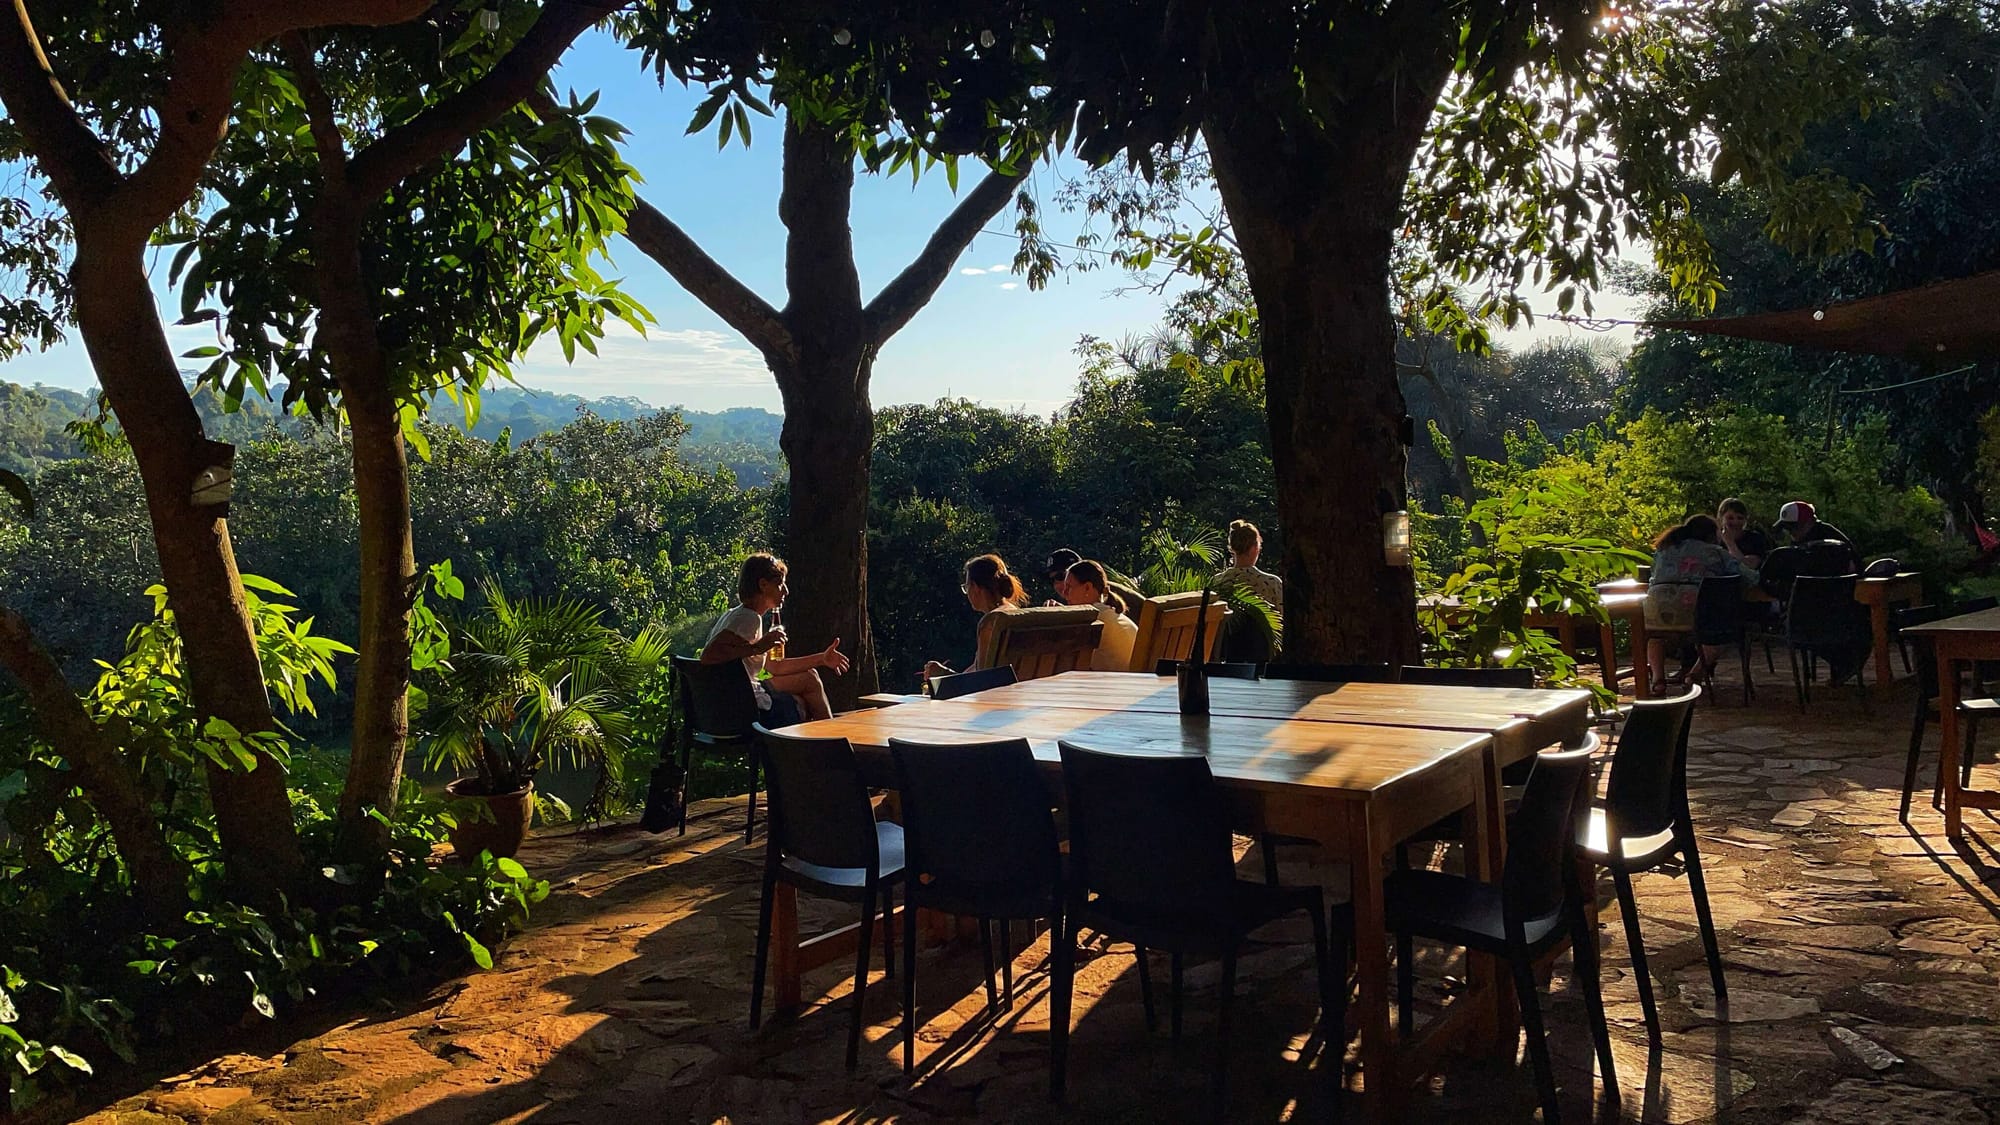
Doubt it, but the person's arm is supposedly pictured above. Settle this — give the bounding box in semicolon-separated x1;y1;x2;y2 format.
699;621;780;664
768;639;848;677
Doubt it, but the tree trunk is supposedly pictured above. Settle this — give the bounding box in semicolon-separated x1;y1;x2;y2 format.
772;119;880;707
337;394;414;846
772;353;880;707
1200;33;1454;666
68;231;303;898
0;606;190;925
1227;199;1421;665
301;176;417;854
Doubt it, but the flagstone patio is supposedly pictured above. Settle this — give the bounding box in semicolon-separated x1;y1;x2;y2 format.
64;668;2000;1124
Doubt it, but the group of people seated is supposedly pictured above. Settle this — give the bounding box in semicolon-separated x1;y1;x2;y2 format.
1644;497;1868;693
924;519;1285;687
698;521;1286;726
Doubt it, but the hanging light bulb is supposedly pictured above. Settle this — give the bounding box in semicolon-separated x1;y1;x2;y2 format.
476;7;500;33
979;29;997;48
833;27;852;45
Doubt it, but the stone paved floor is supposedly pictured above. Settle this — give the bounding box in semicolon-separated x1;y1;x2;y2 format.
64;665;2000;1123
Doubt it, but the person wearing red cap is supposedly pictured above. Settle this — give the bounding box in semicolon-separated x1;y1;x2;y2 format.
1775;500;1851;547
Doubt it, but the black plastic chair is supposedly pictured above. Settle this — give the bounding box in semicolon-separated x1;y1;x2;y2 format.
1397;665;1536;688
1153;659;1260;679
749;725;906;1069
1896;608;2000;819
672;654;762;840
1261;661;1396;682
1385;743;1615;1125
1693;573;1754;705
889;737;1064;1079
930;665;1018;701
1783;575;1869;712
1050;741;1346;1112
1579;687;1726;1041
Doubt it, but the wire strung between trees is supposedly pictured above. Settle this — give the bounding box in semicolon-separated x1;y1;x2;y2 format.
1836;363;1979;395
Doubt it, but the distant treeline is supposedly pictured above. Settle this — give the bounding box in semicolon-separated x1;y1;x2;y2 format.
0;378;785;485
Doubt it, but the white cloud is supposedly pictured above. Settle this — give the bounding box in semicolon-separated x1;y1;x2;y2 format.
513;319;770;395
998;282;1019;291
959;266;989;276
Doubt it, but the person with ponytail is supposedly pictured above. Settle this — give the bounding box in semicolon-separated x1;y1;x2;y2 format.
1214;519;1283;612
1063;559;1140;671
923;554;1029;682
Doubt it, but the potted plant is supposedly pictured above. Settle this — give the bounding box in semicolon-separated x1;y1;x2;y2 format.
414;582;668;859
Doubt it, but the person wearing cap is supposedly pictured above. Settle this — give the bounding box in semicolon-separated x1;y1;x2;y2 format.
1775;500;1851;547
1042;547;1082;606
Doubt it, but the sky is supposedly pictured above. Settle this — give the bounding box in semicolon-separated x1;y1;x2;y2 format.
0;29;1646;418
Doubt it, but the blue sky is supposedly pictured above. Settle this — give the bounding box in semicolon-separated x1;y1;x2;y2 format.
1;28;1638;416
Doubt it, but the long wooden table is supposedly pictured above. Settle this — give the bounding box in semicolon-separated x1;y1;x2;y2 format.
1904;608;2000;841
773;673;1592;1112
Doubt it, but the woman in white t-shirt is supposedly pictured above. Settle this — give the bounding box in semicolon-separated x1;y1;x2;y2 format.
1063;559;1139;672
700;553;849;722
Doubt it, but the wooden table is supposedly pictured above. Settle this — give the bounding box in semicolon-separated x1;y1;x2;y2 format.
773;673;1591;1112
1601;572;1921;701
1904;607;2000;841
1422;592;1641;698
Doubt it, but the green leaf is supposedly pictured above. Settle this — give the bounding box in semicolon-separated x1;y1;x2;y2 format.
495;856;529;880
462;933;494;971
45;1045;92;1074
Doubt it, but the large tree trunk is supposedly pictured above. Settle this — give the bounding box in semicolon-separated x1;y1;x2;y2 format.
773;352;880;707
773;119;880;707
1200;29;1455;667
335;392;414;847
1223;194;1421;664
300;171;417;854
69;232;303;897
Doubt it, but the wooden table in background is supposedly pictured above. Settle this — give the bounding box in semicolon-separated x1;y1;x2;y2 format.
774;673;1591;1113
1904;607;2000;841
1602;571;1921;701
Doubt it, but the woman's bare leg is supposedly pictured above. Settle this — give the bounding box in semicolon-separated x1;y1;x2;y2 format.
1647;637;1668;694
769;669;832;721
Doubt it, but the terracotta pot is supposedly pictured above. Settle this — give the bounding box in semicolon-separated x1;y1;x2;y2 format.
444;778;535;861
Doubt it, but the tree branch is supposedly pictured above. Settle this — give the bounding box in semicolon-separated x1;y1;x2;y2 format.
117;0;433;240
0;0;121;209
279;33;352;191
864;167;1023;345
345;0;623;201
0;604;190;924
624;192;793;358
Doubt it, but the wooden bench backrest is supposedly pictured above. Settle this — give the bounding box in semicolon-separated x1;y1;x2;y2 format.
976;605;1106;681
1128;591;1228;672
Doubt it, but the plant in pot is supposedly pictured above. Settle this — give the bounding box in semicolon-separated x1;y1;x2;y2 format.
414;581;669;860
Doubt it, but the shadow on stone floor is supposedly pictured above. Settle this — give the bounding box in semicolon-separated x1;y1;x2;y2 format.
69;662;2000;1123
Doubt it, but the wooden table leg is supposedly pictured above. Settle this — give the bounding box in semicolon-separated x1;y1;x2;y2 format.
1629;612;1653;700
1598;620;1621;696
1871;599;1896;701
1939;644;1965;840
1342;804;1396;1118
772;883;802;1016
1463;750;1514;1056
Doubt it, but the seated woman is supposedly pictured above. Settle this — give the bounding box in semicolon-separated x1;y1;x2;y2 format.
1213;519;1283;611
1645;515;1747;695
924;553;1029;683
700;552;849;723
1062;559;1140;671
1716;497;1771;570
